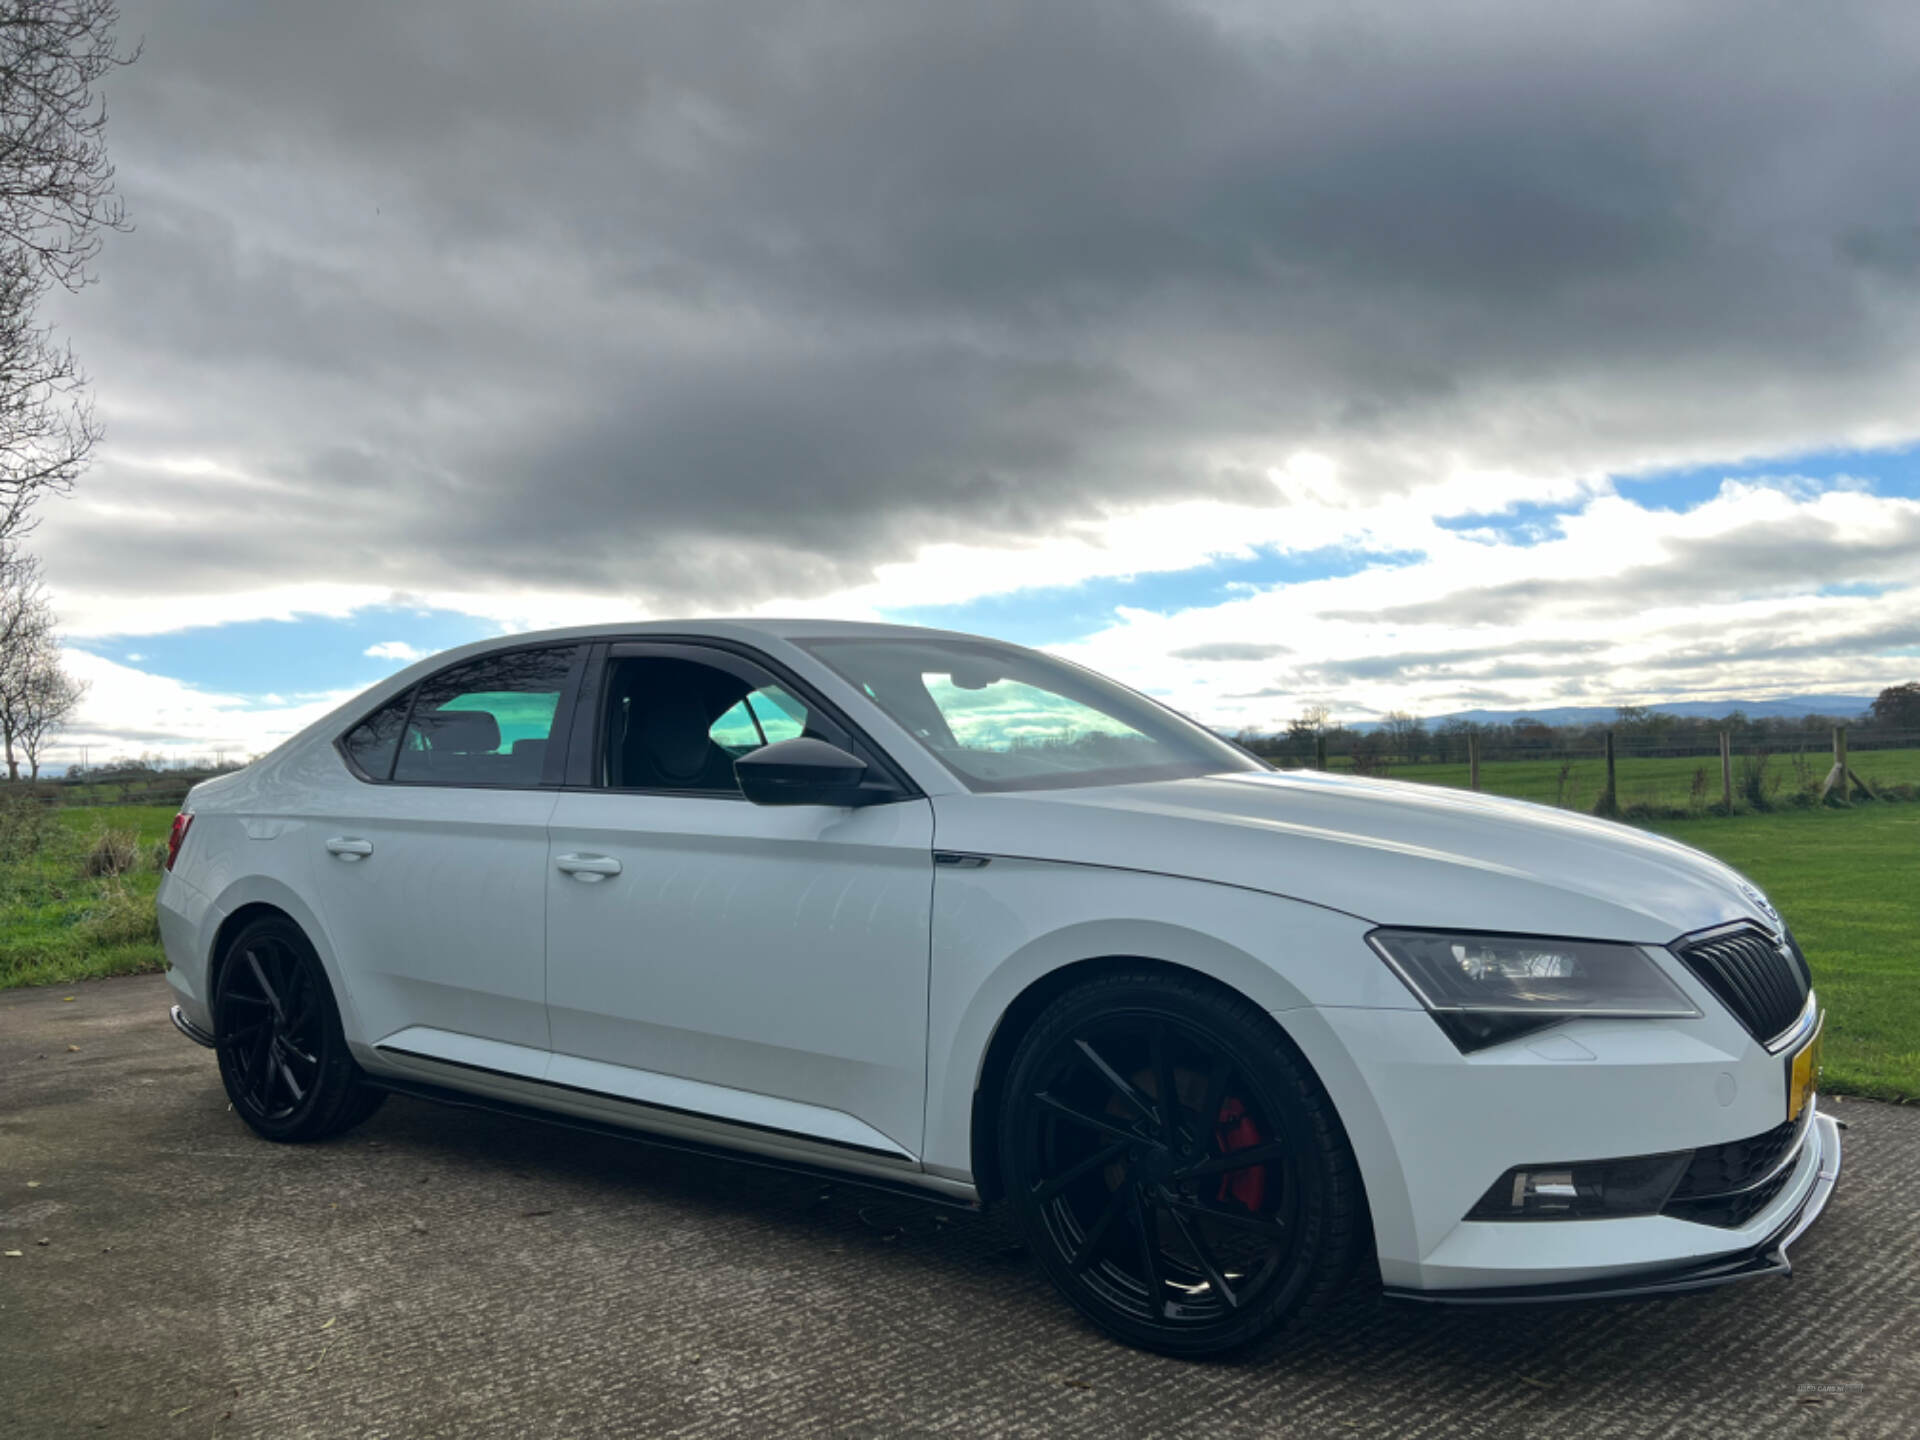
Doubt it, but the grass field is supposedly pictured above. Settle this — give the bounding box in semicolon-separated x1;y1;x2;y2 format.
3;794;1914;1100
0;803;174;990
1650;804;1920;1102
1337;745;1920;813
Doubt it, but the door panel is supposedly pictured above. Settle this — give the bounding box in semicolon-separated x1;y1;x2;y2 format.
305;786;561;1050
545;791;936;1156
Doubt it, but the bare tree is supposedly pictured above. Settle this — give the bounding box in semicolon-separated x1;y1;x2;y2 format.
0;539;53;776
0;0;135;539
15;641;81;776
1380;710;1428;763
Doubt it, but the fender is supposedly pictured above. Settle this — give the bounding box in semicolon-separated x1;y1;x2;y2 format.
201;871;366;1047
920;857;1404;1181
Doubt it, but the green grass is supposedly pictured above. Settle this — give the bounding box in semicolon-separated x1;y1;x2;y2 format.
0;803;175;990
5;796;1916;1101
1650;805;1920;1103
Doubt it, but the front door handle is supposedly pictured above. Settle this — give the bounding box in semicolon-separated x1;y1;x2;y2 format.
325;837;374;861
556;853;622;882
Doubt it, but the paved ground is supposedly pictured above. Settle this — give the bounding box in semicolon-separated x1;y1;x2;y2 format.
3;976;1917;1440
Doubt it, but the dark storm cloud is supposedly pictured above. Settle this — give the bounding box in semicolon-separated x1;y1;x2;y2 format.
38;0;1920;613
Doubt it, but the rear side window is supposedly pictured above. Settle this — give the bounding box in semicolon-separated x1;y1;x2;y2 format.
391;646;580;787
341;691;414;780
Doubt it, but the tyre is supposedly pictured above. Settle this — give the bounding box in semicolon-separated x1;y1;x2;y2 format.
212;914;386;1143
999;970;1362;1355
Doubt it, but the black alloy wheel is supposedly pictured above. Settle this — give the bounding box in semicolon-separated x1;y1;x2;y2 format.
1001;971;1363;1355
212;915;385;1142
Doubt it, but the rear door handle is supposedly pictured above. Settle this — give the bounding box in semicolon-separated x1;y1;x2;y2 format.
325;837;374;861
556;853;622;881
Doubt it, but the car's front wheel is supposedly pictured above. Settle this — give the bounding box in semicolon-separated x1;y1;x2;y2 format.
999;970;1363;1355
212;915;385;1143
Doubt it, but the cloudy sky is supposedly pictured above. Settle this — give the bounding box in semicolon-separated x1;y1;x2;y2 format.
30;0;1920;761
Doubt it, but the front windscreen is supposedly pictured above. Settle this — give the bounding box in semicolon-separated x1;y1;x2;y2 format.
800;636;1263;793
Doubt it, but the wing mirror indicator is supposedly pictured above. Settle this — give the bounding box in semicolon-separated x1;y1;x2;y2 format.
735;737;888;807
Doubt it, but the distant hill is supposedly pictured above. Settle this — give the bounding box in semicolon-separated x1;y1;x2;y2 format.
1415;695;1878;728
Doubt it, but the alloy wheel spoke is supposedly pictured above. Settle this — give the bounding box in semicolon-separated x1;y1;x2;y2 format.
1178;1140;1289;1180
1036;1090;1149;1144
253;1044;278;1111
1031;1140;1132;1204
276;1056;306;1105
1162;1199;1240;1309
1073;1038;1158;1130
218;1020;269;1048
243;949;286;1024
1067;1181;1132;1273
1131;1187;1170;1317
1161;1193;1287;1238
1150;1023;1179;1143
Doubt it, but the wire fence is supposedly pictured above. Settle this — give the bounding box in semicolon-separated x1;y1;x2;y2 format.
1245;727;1920;769
1242;725;1920;816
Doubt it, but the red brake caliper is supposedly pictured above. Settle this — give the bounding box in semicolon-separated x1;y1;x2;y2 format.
1214;1097;1267;1212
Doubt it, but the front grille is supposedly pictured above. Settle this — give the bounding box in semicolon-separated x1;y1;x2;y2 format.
1673;924;1809;1043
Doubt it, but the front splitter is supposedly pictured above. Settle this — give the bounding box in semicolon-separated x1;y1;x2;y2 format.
1385;1110;1843;1306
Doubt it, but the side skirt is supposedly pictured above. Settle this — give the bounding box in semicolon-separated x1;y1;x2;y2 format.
363;1061;982;1213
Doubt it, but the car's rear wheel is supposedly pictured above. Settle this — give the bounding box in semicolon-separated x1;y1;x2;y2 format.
999;970;1363;1355
212;915;385;1143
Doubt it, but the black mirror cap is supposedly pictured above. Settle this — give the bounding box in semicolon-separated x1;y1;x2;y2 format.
735;737;882;807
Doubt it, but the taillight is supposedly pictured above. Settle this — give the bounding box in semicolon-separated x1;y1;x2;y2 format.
165;812;193;872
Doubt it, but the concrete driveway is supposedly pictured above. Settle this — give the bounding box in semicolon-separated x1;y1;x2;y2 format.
3;975;1916;1439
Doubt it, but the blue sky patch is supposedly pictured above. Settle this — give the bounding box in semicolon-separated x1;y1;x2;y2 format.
883;544;1425;647
72;606;501;697
1615;441;1920;510
1433;498;1586;544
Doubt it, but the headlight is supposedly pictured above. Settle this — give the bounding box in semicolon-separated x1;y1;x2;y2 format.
1366;929;1700;1052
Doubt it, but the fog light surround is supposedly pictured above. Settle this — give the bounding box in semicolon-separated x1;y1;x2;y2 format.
1466;1151;1694;1221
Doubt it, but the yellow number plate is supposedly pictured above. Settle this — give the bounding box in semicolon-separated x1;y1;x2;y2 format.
1787;1016;1824;1121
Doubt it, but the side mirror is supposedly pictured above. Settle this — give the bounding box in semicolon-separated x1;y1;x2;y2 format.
735;737;878;807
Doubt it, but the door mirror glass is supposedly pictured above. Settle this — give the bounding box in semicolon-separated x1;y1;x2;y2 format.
735;737;873;807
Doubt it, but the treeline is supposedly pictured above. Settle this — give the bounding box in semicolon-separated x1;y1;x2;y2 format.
63;754;252;782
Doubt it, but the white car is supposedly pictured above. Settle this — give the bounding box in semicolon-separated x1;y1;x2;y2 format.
158;620;1839;1354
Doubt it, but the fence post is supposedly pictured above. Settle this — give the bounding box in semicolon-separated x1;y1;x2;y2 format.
1719;731;1732;814
1314;734;1327;772
1820;724;1871;803
1468;733;1480;791
1594;730;1618;816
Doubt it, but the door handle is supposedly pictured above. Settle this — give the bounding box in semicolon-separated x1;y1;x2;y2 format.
556;853;622;882
325;837;374;861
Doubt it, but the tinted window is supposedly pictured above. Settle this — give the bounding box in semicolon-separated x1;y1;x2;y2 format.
393;646;579;786
707;685;808;756
800;636;1261;793
604;657;820;793
340;690;413;780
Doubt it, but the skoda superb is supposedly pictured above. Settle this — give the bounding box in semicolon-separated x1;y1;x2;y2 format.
158;621;1839;1354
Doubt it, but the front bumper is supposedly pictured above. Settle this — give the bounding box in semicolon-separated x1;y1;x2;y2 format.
1385;1109;1842;1304
1288;993;1842;1295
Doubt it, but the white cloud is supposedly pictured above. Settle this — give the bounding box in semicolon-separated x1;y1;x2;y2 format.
364;640;426;662
1049;481;1920;729
49;650;352;766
